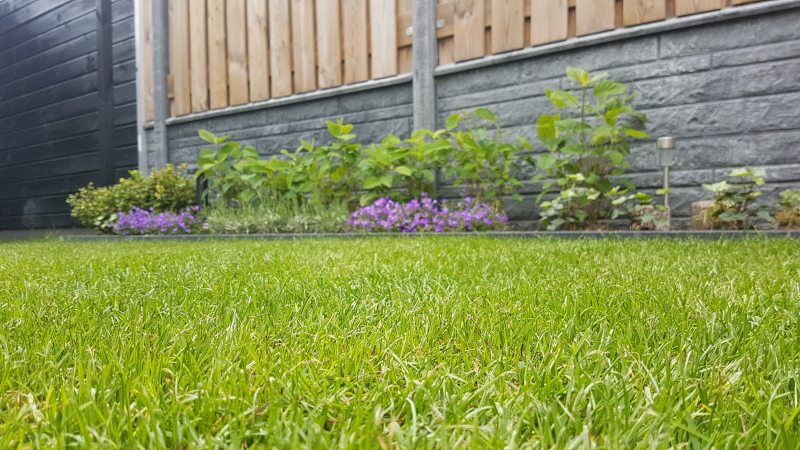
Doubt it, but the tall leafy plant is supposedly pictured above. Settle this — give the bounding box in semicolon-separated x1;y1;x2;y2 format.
533;67;648;230
701;166;771;229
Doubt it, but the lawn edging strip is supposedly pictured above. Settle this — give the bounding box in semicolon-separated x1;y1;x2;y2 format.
59;230;800;242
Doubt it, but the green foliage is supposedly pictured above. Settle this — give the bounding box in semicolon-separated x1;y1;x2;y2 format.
701;166;771;229
66;164;196;232
533;67;648;230
202;200;349;234
777;189;800;228
611;188;672;229
442;108;527;211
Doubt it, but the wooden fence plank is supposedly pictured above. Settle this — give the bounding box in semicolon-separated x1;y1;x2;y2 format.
291;0;316;92
207;0;228;109
438;0;455;65
675;0;720;15
370;0;397;78
397;0;413;73
575;0;614;36
269;0;293;97
189;0;209;112
732;0;760;4
168;0;191;116
454;0;485;61
623;0;665;25
529;0;567;46
142;0;154;121
247;0;270;101
491;0;524;53
227;0;249;105
342;0;370;84
316;0;342;89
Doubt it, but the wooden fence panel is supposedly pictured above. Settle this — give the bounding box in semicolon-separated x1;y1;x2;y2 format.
316;0;343;89
227;0;250;105
189;0;209;112
142;0;154;121
575;0;614;36
454;0;485;61
438;0;456;64
529;0;567;46
491;0;524;53
676;0;720;15
207;0;229;109
397;0;413;73
342;0;370;83
292;0;317;93
371;0;398;78
732;0;759;4
168;0;191;116
623;0;666;25
269;0;293;97
247;0;270;102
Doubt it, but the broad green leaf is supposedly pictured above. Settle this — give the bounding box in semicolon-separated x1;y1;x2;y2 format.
474;108;498;123
609;152;625;164
593;80;626;97
198;129;217;144
624;129;649;138
538;153;557;171
536;115;557;140
566;173;585;181
656;188;673;195
563;144;585;155
446;114;463;131
363;177;383;190
394;166;413;176
199;148;216;159
380;175;394;187
512;193;523;201
566;67;590;87
243;146;259;159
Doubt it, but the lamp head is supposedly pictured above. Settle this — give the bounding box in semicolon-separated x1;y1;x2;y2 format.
658;137;677;167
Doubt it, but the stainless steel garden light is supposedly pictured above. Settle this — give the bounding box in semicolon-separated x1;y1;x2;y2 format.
657;137;677;208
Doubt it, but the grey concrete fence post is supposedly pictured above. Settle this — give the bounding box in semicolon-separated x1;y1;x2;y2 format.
412;0;438;188
152;0;170;170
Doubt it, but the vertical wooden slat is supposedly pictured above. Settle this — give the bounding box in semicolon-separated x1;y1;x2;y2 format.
575;0;614;36
143;0;154;121
397;0;413;73
675;0;720;15
438;0;455;65
168;0;191;116
247;0;270;101
491;0;524;54
226;0;249;105
207;0;229;108
342;0;370;84
291;0;316;93
189;0;209;112
529;0;567;46
732;0;759;4
453;0;485;61
316;0;342;88
370;0;397;78
623;0;665;25
269;0;293;97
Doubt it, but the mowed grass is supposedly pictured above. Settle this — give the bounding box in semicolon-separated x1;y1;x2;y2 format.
1;237;800;449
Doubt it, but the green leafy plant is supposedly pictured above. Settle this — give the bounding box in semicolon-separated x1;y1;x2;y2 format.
533;67;648;230
611;188;672;230
776;189;800;228
443;108;527;212
700;166;771;230
66;164;196;233
202;199;349;234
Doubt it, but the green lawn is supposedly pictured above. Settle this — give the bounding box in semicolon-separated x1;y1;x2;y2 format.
2;237;800;448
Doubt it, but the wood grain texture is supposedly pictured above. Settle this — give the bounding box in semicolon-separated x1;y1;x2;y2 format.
675;0;720;15
575;0;614;36
268;0;293;97
142;0;154;121
189;0;209;112
226;0;249;105
454;0;485;61
623;0;665;25
291;0;316;93
438;0;455;65
732;0;761;4
370;0;397;79
247;0;270;101
342;0;370;84
491;0;524;53
397;0;413;73
207;0;229;109
168;0;191;116
529;0;567;46
316;0;342;89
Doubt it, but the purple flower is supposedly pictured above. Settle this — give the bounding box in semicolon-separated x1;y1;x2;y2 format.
113;206;206;235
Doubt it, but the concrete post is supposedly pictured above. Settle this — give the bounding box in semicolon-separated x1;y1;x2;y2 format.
412;0;437;132
151;0;169;170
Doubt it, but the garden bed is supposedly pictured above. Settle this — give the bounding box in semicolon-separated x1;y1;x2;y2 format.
59;229;800;241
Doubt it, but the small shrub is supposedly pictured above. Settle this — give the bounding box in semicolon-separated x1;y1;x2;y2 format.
347;194;508;233
776;189;800;228
67;164;196;232
114;206;206;235
202;200;349;234
611;189;672;230
701;166;771;230
533;67;648;230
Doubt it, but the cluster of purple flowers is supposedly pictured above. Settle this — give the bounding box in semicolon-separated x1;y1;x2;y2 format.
113;206;207;235
347;194;507;233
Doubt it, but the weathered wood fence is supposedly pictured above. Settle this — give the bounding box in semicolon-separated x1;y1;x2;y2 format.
141;0;767;121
